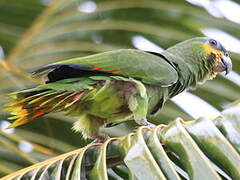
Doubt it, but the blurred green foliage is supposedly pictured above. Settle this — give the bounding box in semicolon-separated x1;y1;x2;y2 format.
0;0;239;178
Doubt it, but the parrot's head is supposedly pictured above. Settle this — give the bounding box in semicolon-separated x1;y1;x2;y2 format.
202;38;232;76
165;37;232;81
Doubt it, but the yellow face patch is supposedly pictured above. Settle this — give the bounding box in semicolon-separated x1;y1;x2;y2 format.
203;43;223;63
203;43;224;80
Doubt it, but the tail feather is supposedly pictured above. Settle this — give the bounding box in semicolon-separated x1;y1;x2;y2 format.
38;92;70;107
50;93;77;110
5;88;86;128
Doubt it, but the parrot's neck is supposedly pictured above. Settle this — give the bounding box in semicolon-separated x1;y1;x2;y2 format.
184;55;216;88
162;48;215;96
166;42;217;85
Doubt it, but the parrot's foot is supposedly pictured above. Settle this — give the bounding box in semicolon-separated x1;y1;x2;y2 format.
135;119;156;128
89;133;110;143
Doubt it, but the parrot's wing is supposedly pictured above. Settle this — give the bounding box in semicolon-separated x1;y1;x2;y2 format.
32;49;178;86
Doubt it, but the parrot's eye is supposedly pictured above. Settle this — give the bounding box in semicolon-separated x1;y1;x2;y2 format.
209;39;217;47
225;52;229;57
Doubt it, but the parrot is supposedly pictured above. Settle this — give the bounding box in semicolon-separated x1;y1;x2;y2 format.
5;37;232;141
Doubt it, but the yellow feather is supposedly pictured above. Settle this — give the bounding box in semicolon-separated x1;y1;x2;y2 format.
203;44;223;62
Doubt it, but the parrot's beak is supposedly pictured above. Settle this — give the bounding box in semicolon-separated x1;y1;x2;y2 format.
213;54;232;75
222;54;232;75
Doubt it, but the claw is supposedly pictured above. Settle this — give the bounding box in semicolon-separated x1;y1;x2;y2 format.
89;133;110;143
135;119;156;128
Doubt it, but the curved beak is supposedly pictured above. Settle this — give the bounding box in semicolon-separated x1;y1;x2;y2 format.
222;55;232;75
213;54;232;75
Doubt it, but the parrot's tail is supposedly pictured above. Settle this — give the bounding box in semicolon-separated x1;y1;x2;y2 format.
5;88;86;128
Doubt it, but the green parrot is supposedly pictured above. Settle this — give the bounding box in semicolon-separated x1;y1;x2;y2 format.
5;37;232;140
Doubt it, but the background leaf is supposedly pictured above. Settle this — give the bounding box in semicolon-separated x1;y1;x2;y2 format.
0;0;239;177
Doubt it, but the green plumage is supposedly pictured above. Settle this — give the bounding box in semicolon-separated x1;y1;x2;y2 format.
6;37;231;140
